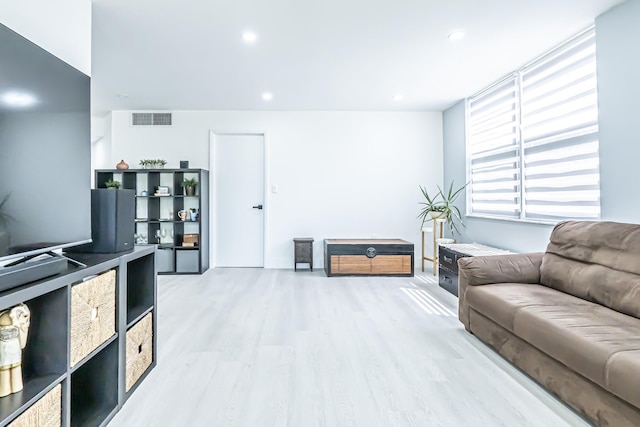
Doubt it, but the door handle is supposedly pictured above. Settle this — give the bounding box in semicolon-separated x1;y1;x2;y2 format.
252;205;263;210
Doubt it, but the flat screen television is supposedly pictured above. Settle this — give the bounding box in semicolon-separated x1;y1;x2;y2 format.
0;23;91;265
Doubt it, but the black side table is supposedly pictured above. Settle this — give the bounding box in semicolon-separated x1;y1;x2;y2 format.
294;238;314;271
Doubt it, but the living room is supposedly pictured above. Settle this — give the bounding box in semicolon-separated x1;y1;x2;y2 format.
0;0;639;426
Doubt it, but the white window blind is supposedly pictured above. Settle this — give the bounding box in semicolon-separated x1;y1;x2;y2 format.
467;27;600;221
467;75;521;218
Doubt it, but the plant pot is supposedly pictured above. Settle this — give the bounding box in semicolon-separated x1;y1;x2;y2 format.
185;186;196;196
429;211;447;219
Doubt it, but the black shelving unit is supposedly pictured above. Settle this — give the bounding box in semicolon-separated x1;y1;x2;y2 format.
95;168;210;275
0;245;157;427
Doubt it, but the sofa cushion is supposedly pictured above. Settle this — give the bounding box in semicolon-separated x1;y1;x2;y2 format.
514;304;640;392
466;283;594;332
607;350;640;409
541;221;640;319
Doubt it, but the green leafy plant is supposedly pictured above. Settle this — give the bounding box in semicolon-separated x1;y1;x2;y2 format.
105;179;121;189
418;181;467;235
181;178;197;196
139;159;167;169
181;178;197;188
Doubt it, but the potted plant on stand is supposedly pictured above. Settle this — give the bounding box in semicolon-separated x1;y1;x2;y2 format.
418;181;467;236
181;178;197;196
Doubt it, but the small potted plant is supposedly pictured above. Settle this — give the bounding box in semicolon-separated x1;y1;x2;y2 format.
157;159;167;169
418;181;467;235
105;179;121;189
181;178;197;196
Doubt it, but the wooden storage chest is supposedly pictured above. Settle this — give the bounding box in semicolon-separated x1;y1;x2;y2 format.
324;239;414;277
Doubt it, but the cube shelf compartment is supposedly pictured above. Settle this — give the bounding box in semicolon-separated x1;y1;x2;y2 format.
70;270;116;367
125;313;153;394
70;340;118;427
126;253;155;326
0;286;67;425
7;383;62;427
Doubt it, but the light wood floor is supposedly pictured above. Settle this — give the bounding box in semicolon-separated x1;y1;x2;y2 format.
108;268;590;427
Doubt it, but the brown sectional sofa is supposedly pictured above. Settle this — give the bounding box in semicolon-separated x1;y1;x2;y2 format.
458;221;640;427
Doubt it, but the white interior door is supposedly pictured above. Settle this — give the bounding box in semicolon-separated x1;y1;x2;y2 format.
214;134;265;267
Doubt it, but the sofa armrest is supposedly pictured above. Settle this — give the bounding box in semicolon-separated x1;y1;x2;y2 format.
458;252;543;331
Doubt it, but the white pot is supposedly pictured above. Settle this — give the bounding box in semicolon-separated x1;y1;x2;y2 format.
429;211;447;219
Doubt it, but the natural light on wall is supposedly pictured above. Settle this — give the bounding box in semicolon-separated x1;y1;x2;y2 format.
466;27;600;222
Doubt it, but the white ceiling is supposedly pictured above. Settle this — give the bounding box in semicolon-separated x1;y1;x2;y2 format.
91;0;625;116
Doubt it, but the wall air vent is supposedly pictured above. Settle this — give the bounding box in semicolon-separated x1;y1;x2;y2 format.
132;112;172;126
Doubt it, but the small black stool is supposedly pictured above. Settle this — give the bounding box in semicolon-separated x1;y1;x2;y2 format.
293;238;314;271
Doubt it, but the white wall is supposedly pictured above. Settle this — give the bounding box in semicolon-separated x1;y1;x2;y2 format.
91;114;112;186
0;0;91;75
98;110;443;268
596;0;640;222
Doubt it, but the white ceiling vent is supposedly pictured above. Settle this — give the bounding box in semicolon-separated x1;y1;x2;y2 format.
132;112;172;126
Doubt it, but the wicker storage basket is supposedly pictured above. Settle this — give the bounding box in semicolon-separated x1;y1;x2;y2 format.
126;312;153;392
8;384;61;427
70;270;116;367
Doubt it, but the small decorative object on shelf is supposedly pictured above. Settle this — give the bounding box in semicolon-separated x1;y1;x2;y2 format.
179;160;189;169
0;303;30;397
154;186;170;196
139;159;167;169
116;159;129;170
181;178;197;196
105;179;120;189
182;233;199;247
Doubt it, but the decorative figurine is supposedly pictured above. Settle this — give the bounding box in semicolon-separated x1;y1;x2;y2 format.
0;303;30;397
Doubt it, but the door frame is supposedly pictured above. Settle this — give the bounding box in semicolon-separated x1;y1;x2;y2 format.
209;130;270;268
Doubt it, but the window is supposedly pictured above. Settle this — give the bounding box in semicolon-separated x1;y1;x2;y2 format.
466;28;600;221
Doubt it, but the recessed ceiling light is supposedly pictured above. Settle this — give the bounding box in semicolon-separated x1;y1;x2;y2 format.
2;91;37;107
392;94;404;101
262;92;273;101
448;30;465;41
242;32;257;43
